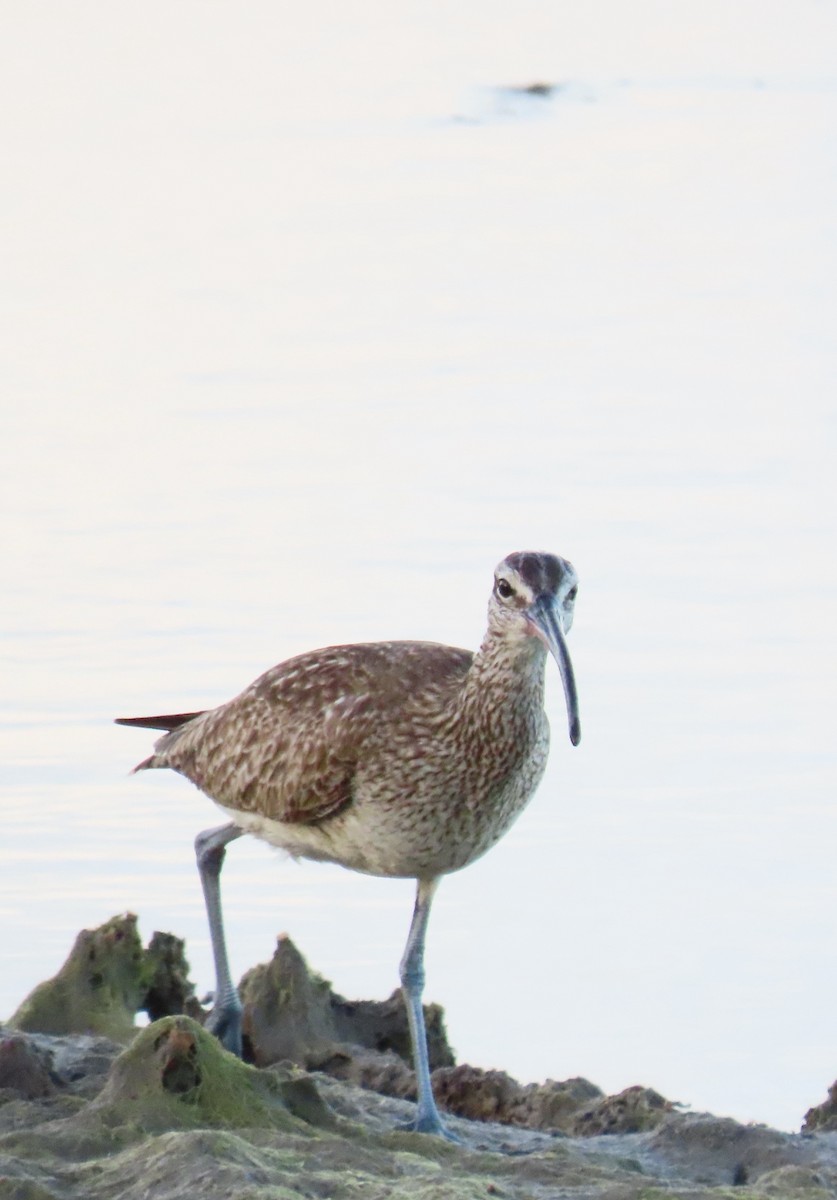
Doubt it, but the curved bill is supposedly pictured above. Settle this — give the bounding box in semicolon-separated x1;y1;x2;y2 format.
527;596;581;746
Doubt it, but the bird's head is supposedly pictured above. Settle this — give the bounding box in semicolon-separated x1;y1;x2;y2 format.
489;551;580;746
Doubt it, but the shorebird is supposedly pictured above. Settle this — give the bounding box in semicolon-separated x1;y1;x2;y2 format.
117;550;580;1139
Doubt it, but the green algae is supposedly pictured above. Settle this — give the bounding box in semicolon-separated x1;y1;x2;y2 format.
141;932;196;1022
8;915;148;1043
91;1016;331;1135
0;1180;60;1200
750;1164;836;1198
0;1016;334;1176
2;924;836;1200
68;1129;309;1200
240;934;340;1066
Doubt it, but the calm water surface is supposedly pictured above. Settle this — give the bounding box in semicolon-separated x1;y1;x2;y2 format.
2;0;836;1132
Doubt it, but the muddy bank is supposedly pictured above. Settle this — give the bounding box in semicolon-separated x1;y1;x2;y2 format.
3;915;837;1199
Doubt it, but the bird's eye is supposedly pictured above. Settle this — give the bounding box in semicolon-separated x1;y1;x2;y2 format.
496;579;515;599
567;586;578;603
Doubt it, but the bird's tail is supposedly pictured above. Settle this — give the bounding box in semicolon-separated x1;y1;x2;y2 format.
115;711;206;772
115;712;205;732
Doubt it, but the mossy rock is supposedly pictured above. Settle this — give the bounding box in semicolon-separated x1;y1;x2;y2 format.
91;1016;336;1135
8;915;147;1042
240;933;455;1074
0;1181;62;1200
803;1081;837;1133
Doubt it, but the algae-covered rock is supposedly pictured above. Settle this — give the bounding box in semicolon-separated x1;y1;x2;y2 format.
803;1081;837;1133
752;1164;835;1197
319;1055;604;1133
8;915;147;1042
647;1112;813;1189
0;1180;60;1200
240;932;455;1074
331;987;454;1071
141;932;199;1024
309;1042;417;1102
3;1002;837;1198
6;917;201;1044
431;1064;603;1132
93;1015;335;1134
8;920;837;1199
309;1044;607;1136
0;1037;57;1101
239;937;615;1136
570;1084;674;1135
240;934;340;1065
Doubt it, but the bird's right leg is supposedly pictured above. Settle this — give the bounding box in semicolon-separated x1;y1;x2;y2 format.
398;876;458;1140
195;822;245;1056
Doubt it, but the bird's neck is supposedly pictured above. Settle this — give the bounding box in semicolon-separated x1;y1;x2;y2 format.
458;630;547;731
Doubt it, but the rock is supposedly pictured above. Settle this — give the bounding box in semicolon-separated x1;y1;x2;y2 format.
804;1081;837;1133
310;1046;604;1135
5;925;837;1199
7;914;147;1042
331;988;454;1071
6;917;203;1045
523;1076;604;1131
431;1065;603;1132
752;1164;835;1197
0;1037;56;1100
239;933;455;1072
152;926;656;1140
240;934;341;1065
646;1112;814;1189
569;1084;674;1135
141;933;201;1024
92;1016;336;1133
309;1043;417;1100
34;1032;122;1100
3;1023;837;1199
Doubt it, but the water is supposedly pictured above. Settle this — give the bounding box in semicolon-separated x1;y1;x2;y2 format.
2;0;836;1133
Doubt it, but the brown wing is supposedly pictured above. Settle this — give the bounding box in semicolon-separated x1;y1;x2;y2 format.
129;640;473;827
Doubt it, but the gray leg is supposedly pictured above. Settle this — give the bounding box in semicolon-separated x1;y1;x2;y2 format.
195;822;245;1056
399;877;457;1140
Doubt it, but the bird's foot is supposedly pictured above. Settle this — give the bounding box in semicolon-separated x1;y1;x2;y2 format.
396;1108;461;1142
203;998;244;1058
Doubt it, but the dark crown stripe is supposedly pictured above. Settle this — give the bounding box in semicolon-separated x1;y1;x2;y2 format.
503;551;563;594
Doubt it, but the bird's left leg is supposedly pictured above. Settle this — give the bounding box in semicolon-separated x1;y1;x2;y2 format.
195;821;245;1055
398;876;458;1141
